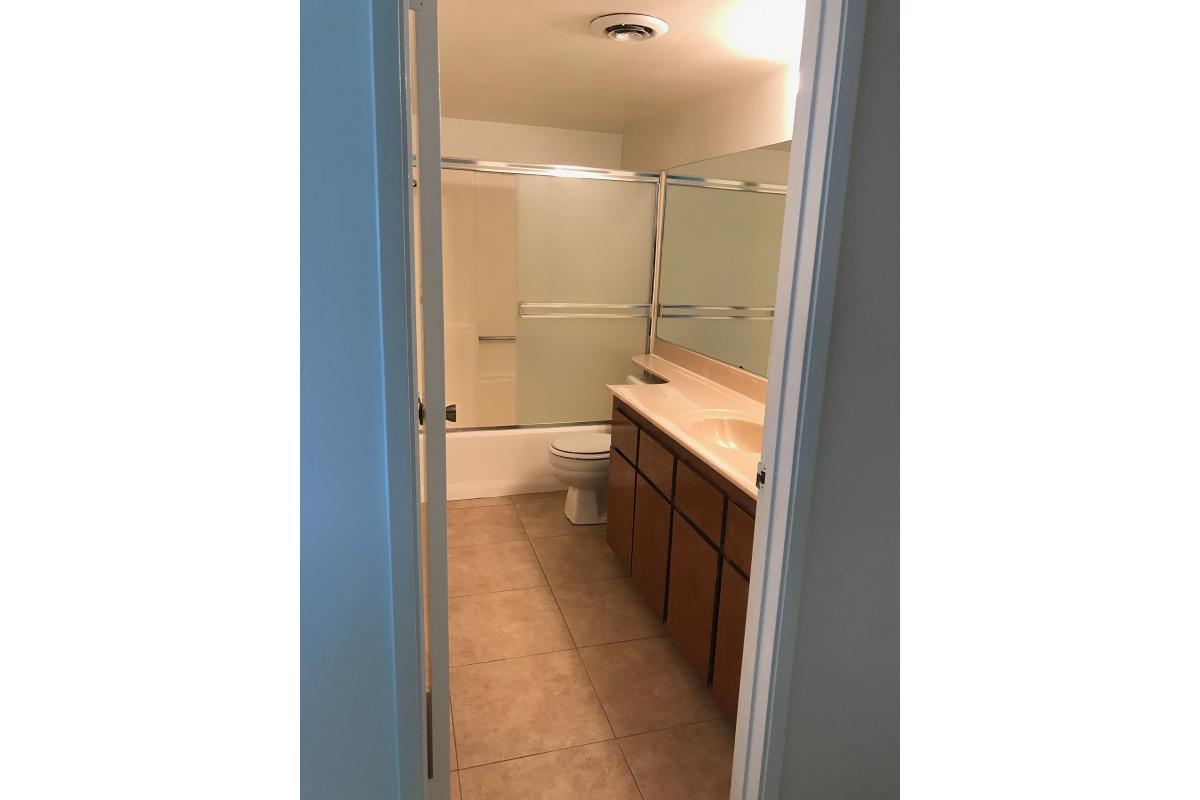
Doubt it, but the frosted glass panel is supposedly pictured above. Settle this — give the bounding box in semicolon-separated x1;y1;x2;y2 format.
656;317;774;375
656;183;785;375
517;318;650;424
517;176;657;302
516;175;657;424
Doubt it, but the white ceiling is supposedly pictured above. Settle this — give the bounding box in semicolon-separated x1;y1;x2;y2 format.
438;0;802;134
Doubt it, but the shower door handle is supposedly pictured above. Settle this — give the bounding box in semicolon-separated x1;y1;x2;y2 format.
445;403;457;423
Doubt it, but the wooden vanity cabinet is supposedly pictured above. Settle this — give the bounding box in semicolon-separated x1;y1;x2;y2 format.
606;450;636;572
637;430;675;496
666;512;719;679
630;475;671;618
711;563;750;719
724;502;755;574
611;406;638;463
674;460;724;544
603;396;758;722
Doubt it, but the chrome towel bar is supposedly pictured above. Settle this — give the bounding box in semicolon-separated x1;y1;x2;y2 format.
518;302;652;319
657;304;775;320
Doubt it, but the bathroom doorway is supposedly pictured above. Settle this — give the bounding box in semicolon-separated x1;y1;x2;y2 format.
401;1;869;798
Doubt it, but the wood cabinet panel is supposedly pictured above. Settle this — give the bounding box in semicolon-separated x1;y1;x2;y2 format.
611;407;638;463
637;430;675;498
631;475;671;618
711;563;750;721
666;512;720;680
725;502;755;575
609;397;755;712
674;460;724;546
605;450;636;573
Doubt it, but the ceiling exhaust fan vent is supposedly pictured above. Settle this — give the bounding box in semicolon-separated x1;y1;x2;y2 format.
589;13;670;43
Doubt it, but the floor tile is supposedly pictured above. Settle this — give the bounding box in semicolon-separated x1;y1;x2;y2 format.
510;489;567;505
579;637;722;737
515;497;605;539
450;708;458;770
450;650;613;768
458;740;641;800
447;504;527;548
618;719;734;800
449;586;574;666
448;540;546;597
531;531;627;587
448;495;513;510
552;577;665;647
450;771;461;800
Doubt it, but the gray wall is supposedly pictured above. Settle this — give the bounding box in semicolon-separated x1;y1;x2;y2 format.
777;0;899;796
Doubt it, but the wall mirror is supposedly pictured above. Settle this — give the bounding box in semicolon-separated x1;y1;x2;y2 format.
655;141;790;376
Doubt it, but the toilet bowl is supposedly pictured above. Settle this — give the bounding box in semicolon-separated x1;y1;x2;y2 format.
547;432;611;525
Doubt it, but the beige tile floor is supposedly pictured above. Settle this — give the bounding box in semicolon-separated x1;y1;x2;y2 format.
446;490;734;800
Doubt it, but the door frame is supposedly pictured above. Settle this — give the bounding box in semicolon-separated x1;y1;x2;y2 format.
405;1;452;799
369;0;871;795
732;0;868;797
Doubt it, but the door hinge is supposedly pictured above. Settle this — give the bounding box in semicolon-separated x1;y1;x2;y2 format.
756;462;766;489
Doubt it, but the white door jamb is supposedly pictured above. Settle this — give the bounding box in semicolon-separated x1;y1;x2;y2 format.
732;0;868;797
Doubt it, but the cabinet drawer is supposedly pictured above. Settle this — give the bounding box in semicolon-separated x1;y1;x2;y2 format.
631;475;671;619
611;405;638;463
666;512;719;681
725;502;754;575
605;450;636;573
674;460;724;545
637;430;674;497
711;562;750;721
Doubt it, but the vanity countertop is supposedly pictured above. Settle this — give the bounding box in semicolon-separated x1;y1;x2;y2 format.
607;354;765;498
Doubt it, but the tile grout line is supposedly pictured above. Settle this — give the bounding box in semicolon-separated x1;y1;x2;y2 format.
450;644;577;670
516;496;638;797
455;732;618;774
614;737;649;800
460;711;727;773
575;646;649;800
449;496;714;797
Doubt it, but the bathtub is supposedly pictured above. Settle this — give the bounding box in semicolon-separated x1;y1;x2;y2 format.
445;423;611;501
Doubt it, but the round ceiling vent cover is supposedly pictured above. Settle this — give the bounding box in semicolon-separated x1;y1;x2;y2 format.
589;13;670;42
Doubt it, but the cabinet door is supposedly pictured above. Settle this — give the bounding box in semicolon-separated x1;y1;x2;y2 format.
606;451;636;573
631;475;671;618
611;405;639;463
711;563;750;721
666;512;719;681
725;502;754;575
637;430;675;498
674;460;724;544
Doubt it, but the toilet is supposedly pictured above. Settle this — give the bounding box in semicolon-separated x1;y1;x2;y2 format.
547;432;612;525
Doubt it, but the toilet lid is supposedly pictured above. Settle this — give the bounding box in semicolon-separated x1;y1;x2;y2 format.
550;433;612;459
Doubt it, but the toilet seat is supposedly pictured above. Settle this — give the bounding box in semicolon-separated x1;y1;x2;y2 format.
549;433;611;460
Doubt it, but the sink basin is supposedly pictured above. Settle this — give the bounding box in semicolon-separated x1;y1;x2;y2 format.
678;410;764;453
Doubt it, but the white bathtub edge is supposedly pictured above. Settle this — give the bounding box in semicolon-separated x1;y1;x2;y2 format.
445;423;610;501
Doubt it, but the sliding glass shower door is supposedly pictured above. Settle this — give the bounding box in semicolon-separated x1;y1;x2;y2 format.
440;161;658;428
515;173;657;424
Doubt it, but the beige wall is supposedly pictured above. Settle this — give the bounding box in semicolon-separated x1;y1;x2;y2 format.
441;66;796;175
620;65;798;172
441;117;622;168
